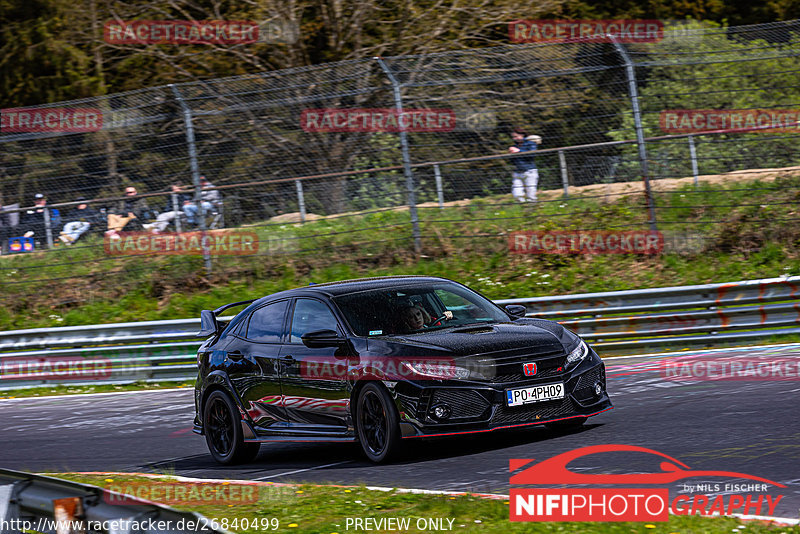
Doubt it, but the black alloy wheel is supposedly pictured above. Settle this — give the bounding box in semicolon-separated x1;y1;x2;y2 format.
204;390;260;464
356;383;400;463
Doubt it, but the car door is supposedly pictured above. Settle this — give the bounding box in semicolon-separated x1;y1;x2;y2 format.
226;299;289;431
279;297;351;433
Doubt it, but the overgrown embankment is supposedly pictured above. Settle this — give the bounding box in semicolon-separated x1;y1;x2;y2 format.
1;173;798;330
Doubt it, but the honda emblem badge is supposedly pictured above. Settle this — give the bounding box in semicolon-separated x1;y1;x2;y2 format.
523;362;537;376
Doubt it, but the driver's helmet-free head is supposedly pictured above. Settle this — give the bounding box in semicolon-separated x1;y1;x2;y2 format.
399;305;426;331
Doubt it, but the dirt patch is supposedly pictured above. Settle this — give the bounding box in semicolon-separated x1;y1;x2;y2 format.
271;165;800;223
552;165;800;201
266;212;323;224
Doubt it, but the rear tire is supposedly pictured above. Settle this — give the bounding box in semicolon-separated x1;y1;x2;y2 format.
355;383;401;463
204;390;260;465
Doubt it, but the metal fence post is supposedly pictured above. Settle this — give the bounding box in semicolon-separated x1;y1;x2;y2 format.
610;37;658;232
171;191;182;233
295;179;307;223
558;150;569;198
43;208;54;249
375;57;422;254
169;84;211;272
433;164;444;209
688;135;699;186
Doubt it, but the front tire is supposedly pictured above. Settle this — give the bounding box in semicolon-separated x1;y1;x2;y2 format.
355;383;401;463
203;390;260;465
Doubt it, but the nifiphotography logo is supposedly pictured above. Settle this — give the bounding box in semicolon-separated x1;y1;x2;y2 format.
510;444;785;522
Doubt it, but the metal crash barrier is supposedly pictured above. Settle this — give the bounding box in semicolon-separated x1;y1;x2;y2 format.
0;276;798;390
497;275;800;352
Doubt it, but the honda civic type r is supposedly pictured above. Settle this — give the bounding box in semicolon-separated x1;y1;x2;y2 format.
192;276;612;464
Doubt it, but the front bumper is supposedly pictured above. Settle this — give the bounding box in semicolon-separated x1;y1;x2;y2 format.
394;359;611;438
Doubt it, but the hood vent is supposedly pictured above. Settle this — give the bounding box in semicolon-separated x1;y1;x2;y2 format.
451;326;495;334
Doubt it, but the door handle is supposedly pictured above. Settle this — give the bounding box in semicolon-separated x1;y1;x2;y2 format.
227;350;245;361
281;355;296;364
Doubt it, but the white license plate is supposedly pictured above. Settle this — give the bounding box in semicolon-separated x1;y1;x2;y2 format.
506;383;565;407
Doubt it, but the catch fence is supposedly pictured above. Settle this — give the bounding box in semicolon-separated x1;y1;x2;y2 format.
1;20;799;306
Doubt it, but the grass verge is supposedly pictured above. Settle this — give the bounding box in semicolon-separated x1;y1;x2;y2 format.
49;473;799;533
0;380;193;400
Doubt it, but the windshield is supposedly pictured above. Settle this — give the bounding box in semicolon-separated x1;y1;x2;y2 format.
333;282;510;336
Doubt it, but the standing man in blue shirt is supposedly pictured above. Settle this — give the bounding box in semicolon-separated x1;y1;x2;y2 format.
508;127;541;203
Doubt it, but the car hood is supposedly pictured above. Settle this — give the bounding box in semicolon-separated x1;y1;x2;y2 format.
377;321;565;357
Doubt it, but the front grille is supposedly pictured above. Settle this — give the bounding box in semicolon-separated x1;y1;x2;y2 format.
477;349;567;383
574;366;604;402
491;397;577;424
429;389;491;420
491;365;564;383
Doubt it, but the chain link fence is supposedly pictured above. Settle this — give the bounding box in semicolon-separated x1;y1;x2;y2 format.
1;20;799;305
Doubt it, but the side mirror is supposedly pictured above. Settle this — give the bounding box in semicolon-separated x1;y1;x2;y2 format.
505;304;528;319
301;329;347;348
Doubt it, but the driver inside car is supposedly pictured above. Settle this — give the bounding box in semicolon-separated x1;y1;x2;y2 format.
397;304;455;332
398;304;430;332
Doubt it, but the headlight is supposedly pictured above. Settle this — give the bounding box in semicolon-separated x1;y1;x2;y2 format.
401;361;477;380
565;339;589;369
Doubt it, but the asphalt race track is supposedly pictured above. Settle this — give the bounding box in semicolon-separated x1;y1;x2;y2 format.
2;344;799;519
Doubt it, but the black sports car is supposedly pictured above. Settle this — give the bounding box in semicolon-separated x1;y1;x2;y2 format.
193;276;612;464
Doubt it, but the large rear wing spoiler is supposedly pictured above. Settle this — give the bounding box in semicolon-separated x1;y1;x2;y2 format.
197;299;257;337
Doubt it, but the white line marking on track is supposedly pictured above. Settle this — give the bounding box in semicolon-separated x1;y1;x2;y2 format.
252;460;352;480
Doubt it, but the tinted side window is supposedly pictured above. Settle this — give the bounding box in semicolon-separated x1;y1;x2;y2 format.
290;299;340;343
246;301;289;342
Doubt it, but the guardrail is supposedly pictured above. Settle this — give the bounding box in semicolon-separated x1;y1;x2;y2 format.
0;276;798;390
497;275;800;351
0;469;231;533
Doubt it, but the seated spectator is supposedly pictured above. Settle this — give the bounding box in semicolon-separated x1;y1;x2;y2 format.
183;177;221;226
0;202;20;254
106;186;151;237
20;193;59;241
143;184;189;234
59;198;102;244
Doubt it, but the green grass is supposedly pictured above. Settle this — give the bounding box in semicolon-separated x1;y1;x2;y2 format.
1;176;799;330
48;474;799;534
0;380;194;400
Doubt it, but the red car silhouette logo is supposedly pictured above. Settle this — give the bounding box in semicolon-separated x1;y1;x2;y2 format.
523;362;537;376
510;444;785;487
